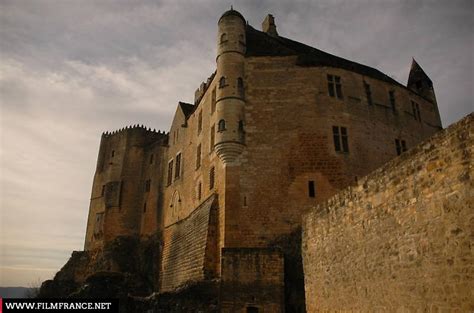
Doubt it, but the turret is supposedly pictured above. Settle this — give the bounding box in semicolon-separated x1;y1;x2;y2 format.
215;8;246;164
407;59;437;104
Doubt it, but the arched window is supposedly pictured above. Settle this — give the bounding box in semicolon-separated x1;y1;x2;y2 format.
237;77;244;95
218;119;226;132
219;76;226;88
220;33;227;43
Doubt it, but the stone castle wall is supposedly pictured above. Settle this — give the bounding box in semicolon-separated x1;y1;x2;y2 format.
226;55;442;249
302;114;473;312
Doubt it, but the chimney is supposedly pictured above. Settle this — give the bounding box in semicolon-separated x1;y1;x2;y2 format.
262;14;278;36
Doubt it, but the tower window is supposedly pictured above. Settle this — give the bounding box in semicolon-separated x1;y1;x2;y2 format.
364;82;372;106
395;139;407;156
175;153;182;179
389;91;396;113
198;111;202;134
411;101;421;122
149;154;154;164
143;202;147;212
333;126;349;153
111;150;115;158
308;181;315;198
220;33;227;43
210;124;215;152
211;88;216;114
327;74;343;99
219;76;226;88
196;144;201;169
198;182;202;201
101;185;105;196
167;160;173;186
218;119;226;132
209;167;215;190
145;179;151;192
237;77;244;96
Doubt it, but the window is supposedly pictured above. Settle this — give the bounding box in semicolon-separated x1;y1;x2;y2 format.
333;126;349;153
389;91;396;113
220;33;227;43
327;74;343;99
237;77;244;96
143;202;147;212
211;88;216;114
395;139;407;156
145;179;151;192
247;307;259;313
167;160;173;186
101;185;105;196
219;77;226;88
198;182;202;200
364;82;372;106
196;144;201;169
308;181;315;198
111;150;115;158
198;111;202;134
411;101;421;121
210;125;215;152
218;119;226;132
209;167;215;190
175;153;181;179
149;154;154;164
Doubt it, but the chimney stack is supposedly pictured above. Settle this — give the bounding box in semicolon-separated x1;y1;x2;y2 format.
262;14;278;37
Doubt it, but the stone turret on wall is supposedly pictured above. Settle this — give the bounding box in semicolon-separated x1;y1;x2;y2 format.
214;8;247;164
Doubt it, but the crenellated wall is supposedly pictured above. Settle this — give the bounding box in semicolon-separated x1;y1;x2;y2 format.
302;114;473;312
84;125;168;251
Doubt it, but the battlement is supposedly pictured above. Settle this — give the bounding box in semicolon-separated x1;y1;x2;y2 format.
102;124;168;138
194;72;216;105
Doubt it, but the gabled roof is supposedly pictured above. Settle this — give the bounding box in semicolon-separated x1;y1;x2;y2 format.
245;25;402;87
178;101;194;118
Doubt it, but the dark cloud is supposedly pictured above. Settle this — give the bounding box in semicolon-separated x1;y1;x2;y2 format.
1;0;472;286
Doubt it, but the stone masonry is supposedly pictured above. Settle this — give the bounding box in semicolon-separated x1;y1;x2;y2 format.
303;114;473;312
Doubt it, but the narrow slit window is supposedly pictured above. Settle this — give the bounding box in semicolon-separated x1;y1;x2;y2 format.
145;179;151;192
167;160;173;186
143;202;147;212
209;167;215;190
196;144;201;169
198;111;202;134
364;82;372;106
149;154;154;164
327;74;335;97
237;77;244;96
111;150;115;158
210;125;215;152
198;182;202;200
175;153;181;179
333;126;341;152
389;91;396;113
211;88;216;114
308;181;315;198
411;101;421;121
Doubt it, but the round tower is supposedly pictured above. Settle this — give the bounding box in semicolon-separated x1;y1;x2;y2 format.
215;8;246;164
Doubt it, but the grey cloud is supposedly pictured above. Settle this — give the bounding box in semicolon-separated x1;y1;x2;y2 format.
1;0;472;286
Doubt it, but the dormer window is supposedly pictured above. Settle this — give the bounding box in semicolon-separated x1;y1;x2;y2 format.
218;119;226;132
219;76;226;88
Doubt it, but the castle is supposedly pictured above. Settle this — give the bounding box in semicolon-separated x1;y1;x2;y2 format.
40;8;473;312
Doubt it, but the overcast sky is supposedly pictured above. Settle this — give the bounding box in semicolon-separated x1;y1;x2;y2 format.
0;0;472;287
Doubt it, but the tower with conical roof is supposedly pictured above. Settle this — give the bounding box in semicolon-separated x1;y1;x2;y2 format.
408;59;437;104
